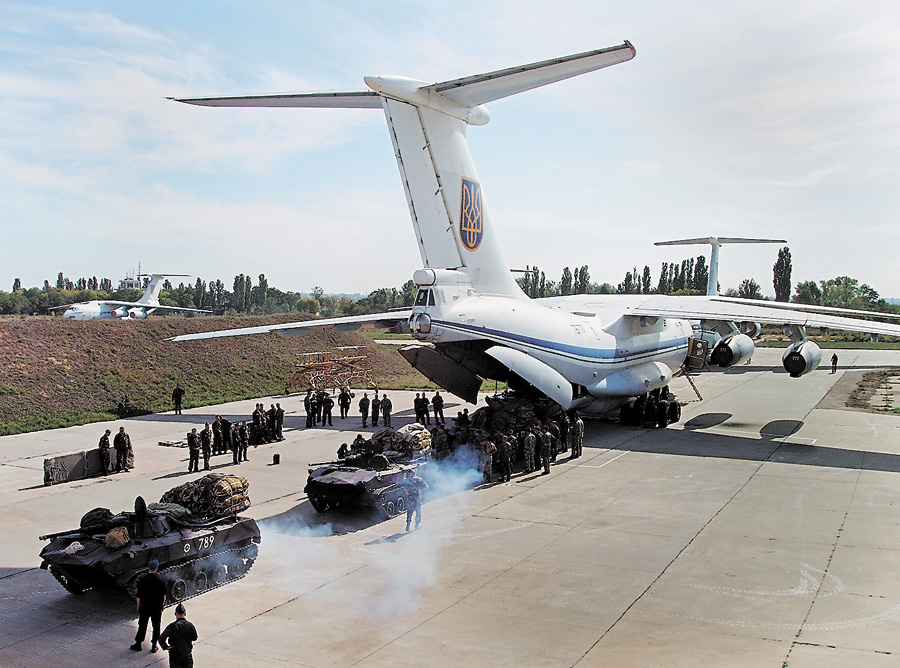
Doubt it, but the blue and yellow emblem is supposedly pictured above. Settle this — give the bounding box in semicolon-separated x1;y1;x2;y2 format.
459;177;483;252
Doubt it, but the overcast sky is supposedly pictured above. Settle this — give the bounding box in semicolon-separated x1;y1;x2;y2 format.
2;1;898;298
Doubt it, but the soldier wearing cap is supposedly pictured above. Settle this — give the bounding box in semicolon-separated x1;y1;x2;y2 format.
98;429;112;475
130;559;166;653
159;602;198;668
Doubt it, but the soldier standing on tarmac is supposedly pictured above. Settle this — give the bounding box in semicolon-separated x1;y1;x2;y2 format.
322;394;335;427
221;416;233;457
359;392;370;428
98;429;112;475
200;423;212;470
159;603;197;668
540;426;552;475
404;475;429;532
371;393;381;427
304;391;314;429
524;427;536;473
130;559;165;653
338;388;352;419
238;422;250;461
114;426;132;472
432;391;445;425
212;416;223;456
275;403;285;441
381;394;393;427
187;428;200;473
571;413;585;459
498;435;513;482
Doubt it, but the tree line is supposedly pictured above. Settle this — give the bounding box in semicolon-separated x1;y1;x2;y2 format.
1;251;894;317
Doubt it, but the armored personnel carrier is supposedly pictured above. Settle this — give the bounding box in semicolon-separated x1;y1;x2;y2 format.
305;451;426;518
40;491;260;604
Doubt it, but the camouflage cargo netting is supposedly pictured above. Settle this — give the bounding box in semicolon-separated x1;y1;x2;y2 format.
160;473;250;518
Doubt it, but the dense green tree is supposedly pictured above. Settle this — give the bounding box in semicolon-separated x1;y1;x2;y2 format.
773;246;792;302
560;267;573;296
641;265;651;294
737;278;763;300
694;256;708;294
401;279;418;306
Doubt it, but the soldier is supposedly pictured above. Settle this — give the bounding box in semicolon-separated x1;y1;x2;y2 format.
524;427;536;473
359;392;370;428
315;390;326;425
432;391;445;425
251;404;262;444
187;428;200;473
266;404;277;441
540;426;552;475
212;416;223;456
238;422;250;461
549;420;560;463
322;394;335;427
98;429;112;475
404;475;429;531
432;425;449;460
480;436;496;484
275;403;285;441
338;388;352;419
421;394;431;425
371;393;381;427
498;435;513;482
413;393;424;423
171;384;185;415
221;416;233;456
310;392;321;428
130;559;165;652
159;603;197;668
381;394;392;427
304;390;314;429
114;426;132;472
200;423;212;470
571;413;585;459
558;413;570;453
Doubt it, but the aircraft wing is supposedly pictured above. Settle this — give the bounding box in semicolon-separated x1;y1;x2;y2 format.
169;311;413;342
632;295;900;337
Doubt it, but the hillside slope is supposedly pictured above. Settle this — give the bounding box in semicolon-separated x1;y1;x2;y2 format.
0;314;431;435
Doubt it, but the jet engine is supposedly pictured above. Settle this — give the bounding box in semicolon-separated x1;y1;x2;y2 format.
782;340;822;378
710;333;755;367
127;308;148;319
740;321;762;339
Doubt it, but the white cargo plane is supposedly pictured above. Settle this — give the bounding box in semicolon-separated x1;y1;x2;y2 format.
55;274;209;320
170;42;900;425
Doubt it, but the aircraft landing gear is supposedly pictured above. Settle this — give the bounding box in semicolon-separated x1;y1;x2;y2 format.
620;387;681;429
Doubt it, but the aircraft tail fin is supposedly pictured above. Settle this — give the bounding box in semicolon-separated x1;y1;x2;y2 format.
136;274;188;306
173;42;636;297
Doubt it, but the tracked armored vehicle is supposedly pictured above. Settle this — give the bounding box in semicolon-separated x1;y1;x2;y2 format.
39;495;260;605
305;451;427;518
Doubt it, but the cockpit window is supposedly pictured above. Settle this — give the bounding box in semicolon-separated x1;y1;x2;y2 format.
428;291;436;306
415;289;430;307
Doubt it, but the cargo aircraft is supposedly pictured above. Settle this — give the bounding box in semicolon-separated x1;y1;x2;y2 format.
55;274;209;320
170;42;900;426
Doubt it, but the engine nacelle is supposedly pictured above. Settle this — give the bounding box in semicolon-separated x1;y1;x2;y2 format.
740;321;762;339
127;308;148;319
710;333;755;367
782;340;822;378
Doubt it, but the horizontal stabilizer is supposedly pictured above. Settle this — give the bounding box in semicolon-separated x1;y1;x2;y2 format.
171;91;382;108
655;237;785;246
430;42;635;108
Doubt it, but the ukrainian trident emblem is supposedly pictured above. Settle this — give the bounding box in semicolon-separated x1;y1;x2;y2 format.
459;177;483;252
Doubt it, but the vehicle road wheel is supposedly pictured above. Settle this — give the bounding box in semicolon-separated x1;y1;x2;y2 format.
308;493;329;512
396;496;405;513
211;564;227;586
193;571;208;593
169;578;187;602
385;500;396;517
229;558;247;578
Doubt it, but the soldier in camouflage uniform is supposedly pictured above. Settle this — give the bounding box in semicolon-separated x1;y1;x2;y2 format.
98;429;112;475
540;426;552;475
523;427;536;473
571;414;585;458
498;435;513;482
480;436;496;484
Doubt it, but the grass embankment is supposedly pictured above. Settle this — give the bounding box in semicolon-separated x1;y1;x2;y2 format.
847;369;900;414
0;315;434;436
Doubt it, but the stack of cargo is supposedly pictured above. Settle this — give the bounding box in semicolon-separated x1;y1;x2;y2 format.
392;423;432;454
160;473;250;518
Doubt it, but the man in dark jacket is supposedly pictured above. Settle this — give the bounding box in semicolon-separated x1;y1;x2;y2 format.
98;429;111;475
130;559;166;652
159;603;198;668
114;426;132;472
359;392;370;428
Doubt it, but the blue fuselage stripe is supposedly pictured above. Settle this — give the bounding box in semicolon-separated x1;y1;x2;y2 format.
432;319;689;364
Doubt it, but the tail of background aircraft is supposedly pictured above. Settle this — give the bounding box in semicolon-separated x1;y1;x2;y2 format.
174;42;636;297
137;274;188;306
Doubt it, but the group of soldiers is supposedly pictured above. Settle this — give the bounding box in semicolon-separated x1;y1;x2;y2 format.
426;410;585;483
356;391;394;428
184;404;284;472
97;426;135;475
412;391;445;425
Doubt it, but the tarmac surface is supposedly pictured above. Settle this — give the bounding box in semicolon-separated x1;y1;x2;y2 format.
2;347;900;667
